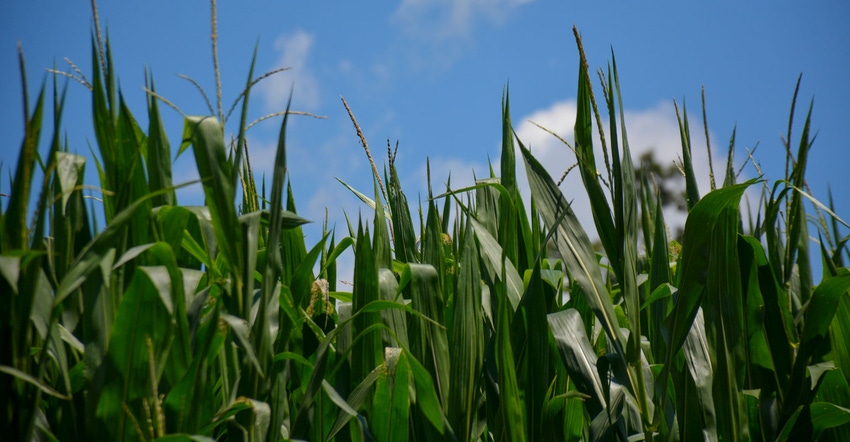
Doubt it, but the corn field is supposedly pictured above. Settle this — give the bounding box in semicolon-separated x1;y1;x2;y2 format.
1;5;849;442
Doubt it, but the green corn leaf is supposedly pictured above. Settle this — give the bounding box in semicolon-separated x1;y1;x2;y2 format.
812;368;850;441
351;223;383;399
588;384;626;441
572;45;620;277
197;399;253;436
90;37;118;221
609;56;642;365
231;43;260;189
115;95;155;257
49;148;93;292
648;199;675;362
737;236;777;375
407;349;447;434
113;243;157;270
498;90;520;268
784;100;815;290
54;152;86;217
0;255;21;294
548;309;606;414
358;300;444;329
220;314;263;377
777;402;850;441
470;216;522;312
146;242;192;381
723;126;737;188
372;348;410;442
663;180;757;356
280;182;309;286
705;192;749;441
494;260;525;442
829;276;850;387
661;180;756;442
336;177;392;220
184;115;245;315
145;71;175;207
403;262;450;407
154;435;216;442
4;68;44;250
373;180;392;269
739;234;797;388
378;268;409;349
181;230;213;271
165;304;220;434
500;89;518;197
55;183;193;307
675;100;701;210
154;206;197;268
291;234;327;311
421;200;448;303
388;153;418;264
327;365;382;440
448;219;485;441
94;264;176;439
679;308;717;440
0;365;70;400
793;274;850;364
238;209;261;321
515;263;550;441
519;139;627;360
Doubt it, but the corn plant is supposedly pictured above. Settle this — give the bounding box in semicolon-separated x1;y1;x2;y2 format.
2;3;849;441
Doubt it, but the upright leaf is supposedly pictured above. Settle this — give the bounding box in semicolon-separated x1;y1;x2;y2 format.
494;260;526;442
145;72;175;207
183;115;244;315
372;348;410;442
351;224;383;403
448;220;485;441
519;141;627;361
675;100;701;210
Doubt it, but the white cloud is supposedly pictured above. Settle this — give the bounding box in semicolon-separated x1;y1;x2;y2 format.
338;59;353;74
390;0;533;69
261;30;320;111
393;0;533;41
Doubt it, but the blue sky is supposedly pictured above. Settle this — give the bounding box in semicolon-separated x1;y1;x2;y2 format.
2;1;849;280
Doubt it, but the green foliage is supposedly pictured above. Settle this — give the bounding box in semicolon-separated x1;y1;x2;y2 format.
2;10;849;442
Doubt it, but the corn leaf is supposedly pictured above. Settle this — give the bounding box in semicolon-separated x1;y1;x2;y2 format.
519;139;627;360
448;219;485;441
372;348;410;442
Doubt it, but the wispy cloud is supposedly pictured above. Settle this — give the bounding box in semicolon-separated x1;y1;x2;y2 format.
393;0;533;41
261;30;320;112
390;0;533;69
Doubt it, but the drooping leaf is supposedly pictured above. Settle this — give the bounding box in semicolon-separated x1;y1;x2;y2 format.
663;180;757;356
548;309;605;414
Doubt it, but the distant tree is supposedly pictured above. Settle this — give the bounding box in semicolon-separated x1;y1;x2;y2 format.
635;149;687;240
